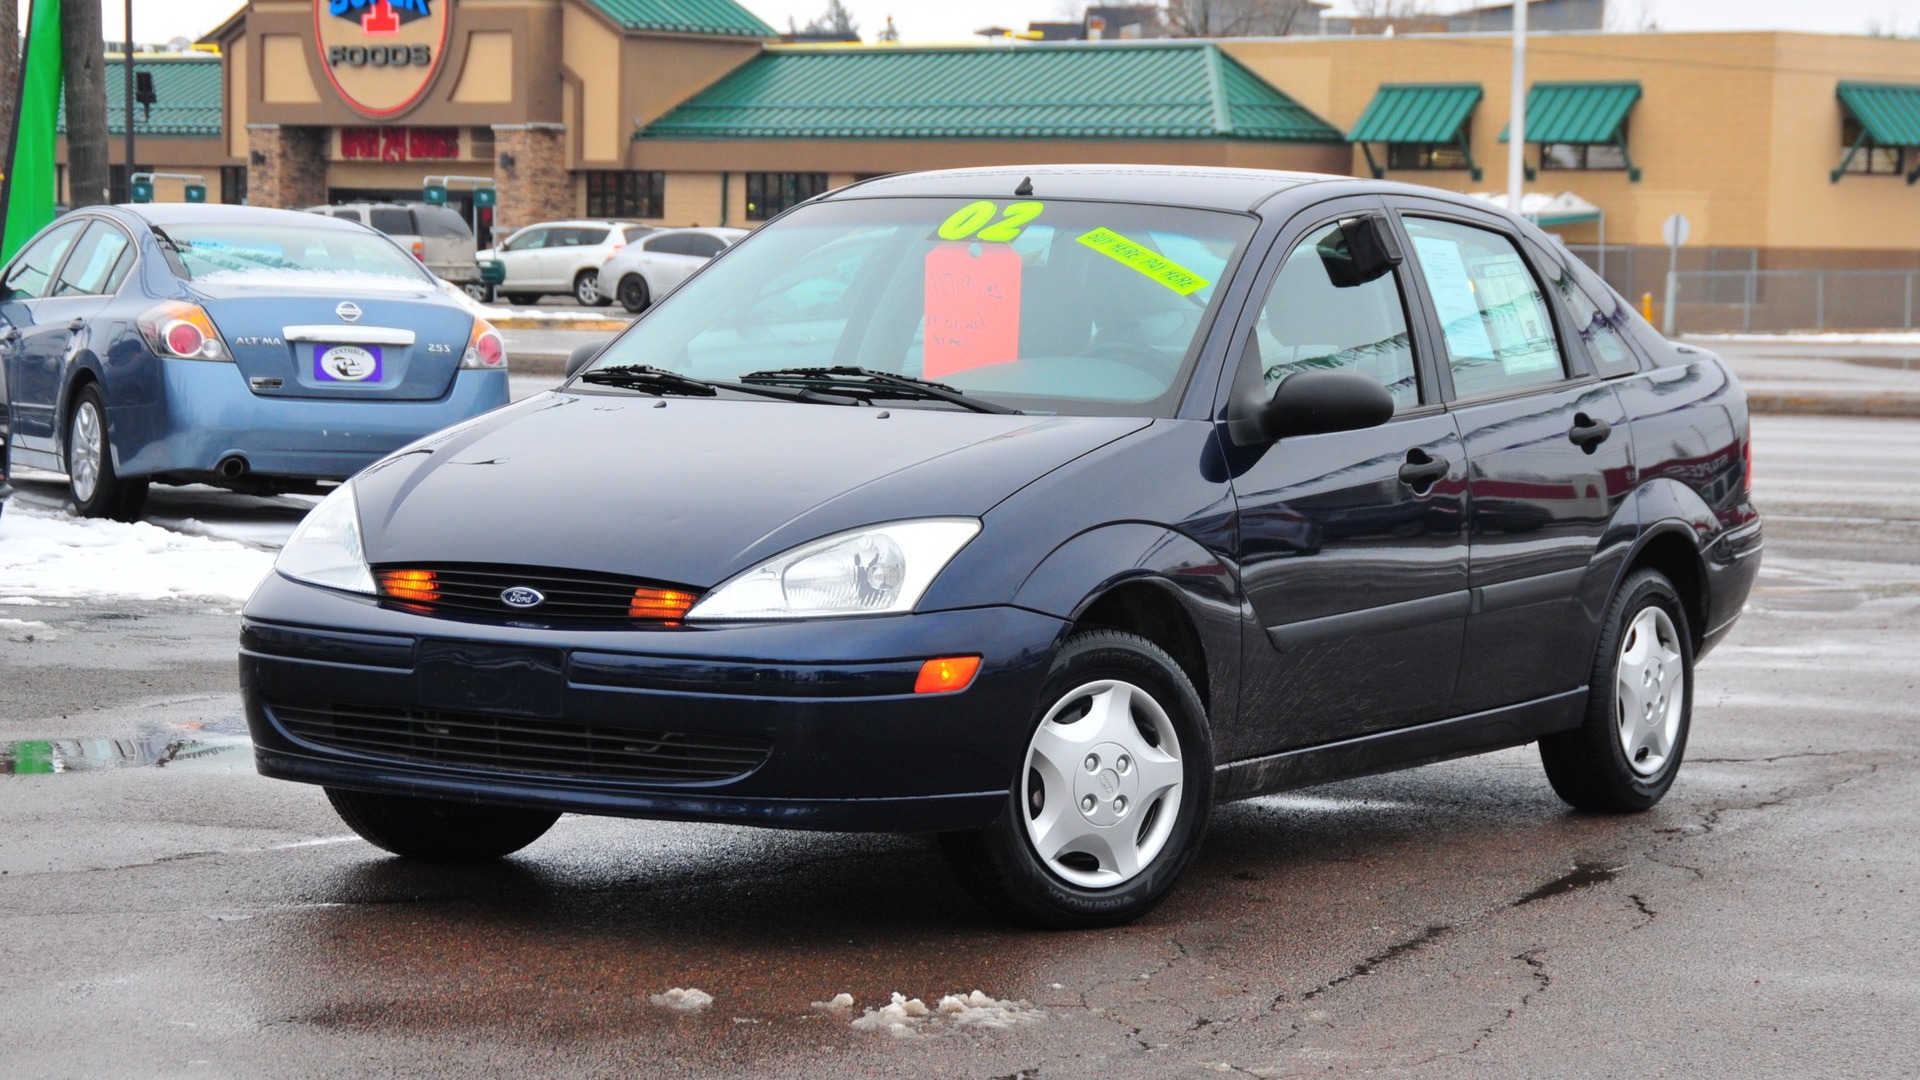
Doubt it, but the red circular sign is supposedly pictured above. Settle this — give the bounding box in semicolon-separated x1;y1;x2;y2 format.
313;0;454;119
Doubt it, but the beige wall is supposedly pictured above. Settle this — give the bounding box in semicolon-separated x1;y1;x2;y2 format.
633;139;1351;177
1224;31;1920;253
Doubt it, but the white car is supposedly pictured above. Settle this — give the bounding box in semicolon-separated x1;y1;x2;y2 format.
478;220;653;307
596;227;748;313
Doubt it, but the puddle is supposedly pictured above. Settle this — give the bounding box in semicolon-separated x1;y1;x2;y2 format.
1;733;250;775
1513;862;1622;906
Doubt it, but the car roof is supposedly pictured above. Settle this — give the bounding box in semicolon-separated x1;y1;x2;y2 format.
646;226;748;237
519;220;640;230
828;165;1345;213
120;203;368;231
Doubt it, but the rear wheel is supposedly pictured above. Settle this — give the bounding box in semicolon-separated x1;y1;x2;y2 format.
617;274;651;314
1539;568;1694;812
66;385;147;521
573;270;610;307
940;630;1212;928
325;788;560;861
460;281;491;303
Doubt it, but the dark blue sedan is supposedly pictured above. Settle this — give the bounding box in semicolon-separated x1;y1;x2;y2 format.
240;167;1762;927
0;205;509;519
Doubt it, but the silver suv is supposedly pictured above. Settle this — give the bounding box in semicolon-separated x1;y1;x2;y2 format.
306;202;482;295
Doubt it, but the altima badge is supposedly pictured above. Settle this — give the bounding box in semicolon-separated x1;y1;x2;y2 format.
335;301;363;323
501;587;545;608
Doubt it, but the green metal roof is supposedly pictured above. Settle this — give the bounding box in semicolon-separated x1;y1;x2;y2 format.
581;0;775;38
637;44;1343;142
1498;81;1641;144
58;56;223;138
1348;83;1482;144
1838;82;1920;145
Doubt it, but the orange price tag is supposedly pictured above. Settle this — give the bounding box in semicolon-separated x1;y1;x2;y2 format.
923;243;1022;380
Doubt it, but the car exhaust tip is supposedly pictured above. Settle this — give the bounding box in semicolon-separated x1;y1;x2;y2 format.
218;456;250;479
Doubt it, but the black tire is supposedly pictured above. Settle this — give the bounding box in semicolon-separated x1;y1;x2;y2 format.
573;270;610;307
65;384;147;521
617;273;651;314
460;281;490;303
325;787;560;862
940;629;1213;929
503;293;540;307
1539;568;1695;813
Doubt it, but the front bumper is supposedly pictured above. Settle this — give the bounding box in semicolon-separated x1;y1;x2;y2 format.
114;361;510;481
239;572;1066;832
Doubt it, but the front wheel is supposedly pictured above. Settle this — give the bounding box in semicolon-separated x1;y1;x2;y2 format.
1539;568;1695;812
66;385;147;521
460;281;492;303
325;788;560;861
617;273;651;314
940;630;1213;929
573;270;610;307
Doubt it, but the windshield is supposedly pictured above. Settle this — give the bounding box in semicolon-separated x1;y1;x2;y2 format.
580;197;1256;415
162;223;433;284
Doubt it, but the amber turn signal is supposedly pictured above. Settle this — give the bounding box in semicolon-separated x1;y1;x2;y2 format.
630;587;698;620
914;655;981;695
377;569;439;603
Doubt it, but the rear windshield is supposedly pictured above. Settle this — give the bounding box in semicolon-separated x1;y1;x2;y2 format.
414;206;474;240
584;197;1256;417
160;223;434;284
368;208;415;236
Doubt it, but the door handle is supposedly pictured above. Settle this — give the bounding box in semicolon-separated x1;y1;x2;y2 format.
67;318;86;331
1569;412;1613;452
1398;447;1449;491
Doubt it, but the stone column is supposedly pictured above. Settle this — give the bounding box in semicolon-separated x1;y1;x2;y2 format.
490;123;571;235
245;124;329;209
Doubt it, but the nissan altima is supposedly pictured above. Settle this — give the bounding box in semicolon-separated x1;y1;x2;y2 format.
0;205;509;519
240;167;1762;927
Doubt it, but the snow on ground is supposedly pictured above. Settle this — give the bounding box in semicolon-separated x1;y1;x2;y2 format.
648;988;713;1012
849;991;1044;1038
0;501;276;603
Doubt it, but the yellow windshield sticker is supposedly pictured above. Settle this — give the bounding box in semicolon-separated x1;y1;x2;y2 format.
1076;228;1210;296
939;200;1046;243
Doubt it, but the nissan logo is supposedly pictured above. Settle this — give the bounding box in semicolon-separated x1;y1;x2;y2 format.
336;301;363;323
500;587;545;609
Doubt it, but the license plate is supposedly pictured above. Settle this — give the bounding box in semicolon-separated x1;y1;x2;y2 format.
417;641;566;719
315;344;383;382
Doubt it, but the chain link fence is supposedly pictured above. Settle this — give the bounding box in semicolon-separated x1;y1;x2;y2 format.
1561;245;1920;334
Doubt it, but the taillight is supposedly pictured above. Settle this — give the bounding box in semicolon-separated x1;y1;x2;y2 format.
461;317;507;370
411;239;426;261
1743;438;1753;495
137;301;230;361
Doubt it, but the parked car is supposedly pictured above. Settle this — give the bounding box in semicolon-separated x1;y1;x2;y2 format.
308;202;485;297
0;353;10;524
478;220;654;307
595;226;747;313
240;167;1761;928
0;204;510;520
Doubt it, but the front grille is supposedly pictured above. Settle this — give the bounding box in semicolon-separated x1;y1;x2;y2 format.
372;564;699;625
273;701;771;783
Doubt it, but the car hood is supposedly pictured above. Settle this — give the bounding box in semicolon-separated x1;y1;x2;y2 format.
353;390;1150;588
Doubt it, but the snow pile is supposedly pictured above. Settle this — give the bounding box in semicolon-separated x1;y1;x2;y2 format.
810;993;856;1012
649;988;713;1012
849;991;1043;1038
0;503;275;602
1;617;52;642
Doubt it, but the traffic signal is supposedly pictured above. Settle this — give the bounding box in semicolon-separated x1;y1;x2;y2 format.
422;183;448;205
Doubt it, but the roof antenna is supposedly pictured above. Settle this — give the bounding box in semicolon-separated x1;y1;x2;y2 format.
1013;176;1033;197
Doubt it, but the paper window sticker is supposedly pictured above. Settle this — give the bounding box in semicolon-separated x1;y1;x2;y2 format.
1411;235;1496;362
1076;228;1211;296
923;242;1022;380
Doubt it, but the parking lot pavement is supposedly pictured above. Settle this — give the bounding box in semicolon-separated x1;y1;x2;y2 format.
2;416;1916;1078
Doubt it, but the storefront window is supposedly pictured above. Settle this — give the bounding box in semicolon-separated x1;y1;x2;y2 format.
1387;140;1472;170
745;173;829;221
1840;118;1904;175
221;166;248;206
584;171;665;219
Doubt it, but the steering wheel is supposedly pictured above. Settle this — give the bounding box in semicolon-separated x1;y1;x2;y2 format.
1081;339;1178;380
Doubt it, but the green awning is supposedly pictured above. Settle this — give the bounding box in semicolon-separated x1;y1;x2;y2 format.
1498;81;1640;144
1347;83;1482;144
1838;82;1920;145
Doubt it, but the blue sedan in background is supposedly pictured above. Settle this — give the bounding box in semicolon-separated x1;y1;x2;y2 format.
0;205;509;519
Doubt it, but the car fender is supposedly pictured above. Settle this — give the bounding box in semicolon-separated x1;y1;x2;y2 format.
1616;476;1720;636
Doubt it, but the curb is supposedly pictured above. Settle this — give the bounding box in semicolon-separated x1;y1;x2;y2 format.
1745;392;1920;419
490;317;631;332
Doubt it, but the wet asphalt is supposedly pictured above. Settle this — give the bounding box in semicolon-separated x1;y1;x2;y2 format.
3;414;1918;1078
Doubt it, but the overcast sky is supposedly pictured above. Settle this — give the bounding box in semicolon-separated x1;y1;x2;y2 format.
56;0;1920;49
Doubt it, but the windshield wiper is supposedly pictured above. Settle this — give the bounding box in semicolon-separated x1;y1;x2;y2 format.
740;366;1021;415
579;364;856;405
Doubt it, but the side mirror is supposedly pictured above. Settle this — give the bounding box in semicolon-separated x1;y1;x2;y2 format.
1262;369;1395;440
564;339;610;379
1318;215;1403;289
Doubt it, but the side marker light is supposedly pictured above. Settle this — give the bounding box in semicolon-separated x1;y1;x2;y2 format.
914;655;982;695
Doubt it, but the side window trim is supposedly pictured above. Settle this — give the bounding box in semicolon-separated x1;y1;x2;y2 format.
1389;200;1588;406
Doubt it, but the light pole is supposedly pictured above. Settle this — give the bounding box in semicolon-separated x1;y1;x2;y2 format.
1507;0;1528;214
123;0;135;201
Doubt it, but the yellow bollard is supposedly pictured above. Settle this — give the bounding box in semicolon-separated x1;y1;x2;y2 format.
1641;292;1655;322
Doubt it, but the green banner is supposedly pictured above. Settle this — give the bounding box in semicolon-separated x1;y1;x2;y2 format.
1;0;65;263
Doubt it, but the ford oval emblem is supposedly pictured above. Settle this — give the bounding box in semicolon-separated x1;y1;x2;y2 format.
501;587;545;609
335;301;363;323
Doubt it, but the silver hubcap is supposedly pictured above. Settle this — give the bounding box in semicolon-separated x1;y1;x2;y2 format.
1616;605;1685;777
69;401;102;502
1021;679;1184;889
577;276;599;303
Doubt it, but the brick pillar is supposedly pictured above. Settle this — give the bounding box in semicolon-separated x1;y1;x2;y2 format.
491;123;572;234
245;124;329;209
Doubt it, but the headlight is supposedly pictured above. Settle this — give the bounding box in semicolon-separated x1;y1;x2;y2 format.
685;519;980;621
275;482;375;594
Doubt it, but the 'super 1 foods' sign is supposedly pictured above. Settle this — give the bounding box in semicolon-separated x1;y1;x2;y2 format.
314;0;452;119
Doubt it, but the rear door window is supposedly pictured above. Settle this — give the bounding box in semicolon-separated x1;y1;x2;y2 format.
679;233;727;259
369;208;415;236
2;220;85;299
1402;217;1565;399
644;233;699;256
503;228;548;252
622;225;654;243
52;222;133;296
